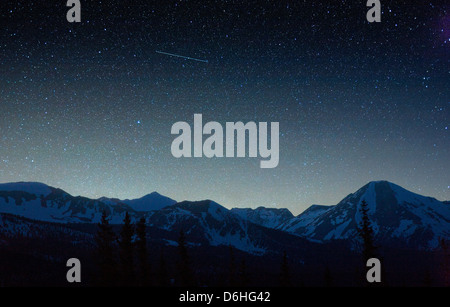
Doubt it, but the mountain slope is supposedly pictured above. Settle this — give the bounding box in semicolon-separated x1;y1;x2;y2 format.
99;192;176;212
147;200;267;254
0;182;140;223
278;181;450;249
0;183;307;254
123;192;176;211
231;207;294;229
146;200;324;255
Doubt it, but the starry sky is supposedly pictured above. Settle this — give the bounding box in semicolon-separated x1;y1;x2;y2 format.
0;0;448;215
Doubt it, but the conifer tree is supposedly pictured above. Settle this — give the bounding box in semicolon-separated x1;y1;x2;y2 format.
118;212;134;286
358;200;376;262
136;216;150;286
95;211;117;286
357;199;381;286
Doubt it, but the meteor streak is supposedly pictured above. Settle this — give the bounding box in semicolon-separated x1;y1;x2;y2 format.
155;50;208;63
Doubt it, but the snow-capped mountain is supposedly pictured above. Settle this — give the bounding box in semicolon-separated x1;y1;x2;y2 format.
0;182;179;224
99;192;176;212
0;182;53;197
0;182;143;224
147;200;266;254
231;207;294;229
1;181;448;252
145;199;320;255
278;181;450;249
0;182;298;254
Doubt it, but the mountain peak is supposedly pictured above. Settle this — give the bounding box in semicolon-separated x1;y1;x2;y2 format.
353;180;442;209
279;180;450;249
140;191;163;198
121;192;176;212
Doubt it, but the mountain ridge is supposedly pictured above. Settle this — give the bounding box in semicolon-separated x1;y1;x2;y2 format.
0;180;448;251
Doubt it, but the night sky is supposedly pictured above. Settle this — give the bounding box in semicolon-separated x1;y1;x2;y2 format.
0;1;448;214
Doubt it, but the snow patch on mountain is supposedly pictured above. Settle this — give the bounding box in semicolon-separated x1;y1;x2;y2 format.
0;185;141;224
208;201;229;221
0;182;52;197
277;205;331;235
231;207;294;229
207;229;266;255
391;220;417;238
0;196;69;223
324;219;352;240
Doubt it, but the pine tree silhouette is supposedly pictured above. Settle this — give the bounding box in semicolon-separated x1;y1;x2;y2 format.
357;200;376;262
95;211;117;286
136;216;150;286
177;230;195;286
118;212;134;286
280;250;291;286
357;199;380;286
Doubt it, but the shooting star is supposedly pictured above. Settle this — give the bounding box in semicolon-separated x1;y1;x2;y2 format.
155;50;208;63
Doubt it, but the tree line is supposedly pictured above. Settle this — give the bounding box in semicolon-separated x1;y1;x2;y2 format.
94;200;448;287
94;210;303;287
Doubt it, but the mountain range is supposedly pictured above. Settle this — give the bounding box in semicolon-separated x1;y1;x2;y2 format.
0;180;448;253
